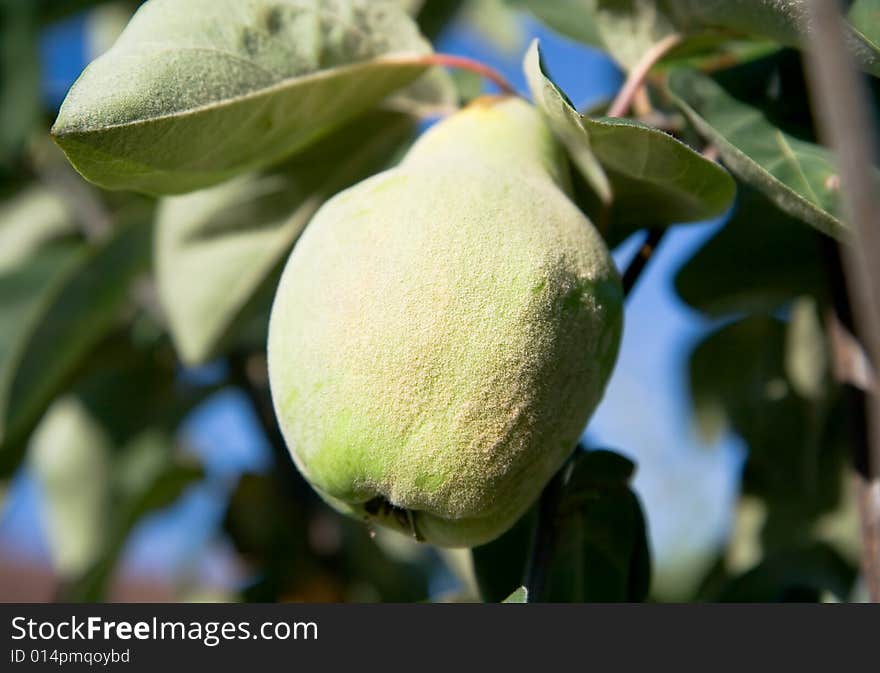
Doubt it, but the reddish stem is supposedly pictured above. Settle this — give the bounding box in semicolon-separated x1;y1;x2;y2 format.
401;53;517;96
607;34;682;118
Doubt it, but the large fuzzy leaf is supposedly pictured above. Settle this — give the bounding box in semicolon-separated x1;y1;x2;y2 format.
51;0;432;194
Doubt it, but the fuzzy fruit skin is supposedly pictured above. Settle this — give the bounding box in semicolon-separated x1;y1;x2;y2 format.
268;97;623;547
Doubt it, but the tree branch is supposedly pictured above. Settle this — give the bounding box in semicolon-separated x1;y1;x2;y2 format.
822;240;880;602
622;227;666;297
804;0;880;602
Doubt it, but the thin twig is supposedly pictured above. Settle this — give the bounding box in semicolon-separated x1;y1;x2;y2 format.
822;239;880;601
602;31;682;284
856;477;880;600
607;33;682;118
392;53;517;95
622;228;666;297
804;0;880;601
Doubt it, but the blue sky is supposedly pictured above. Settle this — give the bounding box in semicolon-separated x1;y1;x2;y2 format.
0;8;744;598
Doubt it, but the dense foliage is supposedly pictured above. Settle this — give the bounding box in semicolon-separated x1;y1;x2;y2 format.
0;0;876;602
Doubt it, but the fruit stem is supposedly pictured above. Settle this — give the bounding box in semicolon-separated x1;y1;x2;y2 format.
400;53;517;95
606;33;682;118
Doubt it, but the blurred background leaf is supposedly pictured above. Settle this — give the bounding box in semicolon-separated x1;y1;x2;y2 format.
0;0;876;604
542;450;651;602
0;186;79;272
511;0;880;74
28;396;112;578
471;505;535;603
0;3;40;167
674;184;826;318
0;218;150;474
59;431;204;601
155;110;417;366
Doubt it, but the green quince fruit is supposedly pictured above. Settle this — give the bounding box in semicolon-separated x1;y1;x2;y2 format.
268;96;623;547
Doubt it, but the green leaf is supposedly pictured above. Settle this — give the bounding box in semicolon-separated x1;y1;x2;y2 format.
28;396;113;578
674;184;825;318
591;0;681;70
507;0;603;49
51;0;433;194
156;110;415;365
462;0;524;55
502;586;529;603
116;437;203;520
471;505;536;603
0;247;84;462
28;338;206;598
0;185;79;273
689;315;790;444
449;68;485;106
0;219;150;474
544;449;652;602
586;115;735;245
848;1;880;53
785;296;829;402
524;40;612;206
688;316;847;527
0;4;40;165
61;431;204;601
512;1;880;75
36;0;118;25
75;333;207;446
511;0;721;70
525;40;735;245
668;52;852;240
